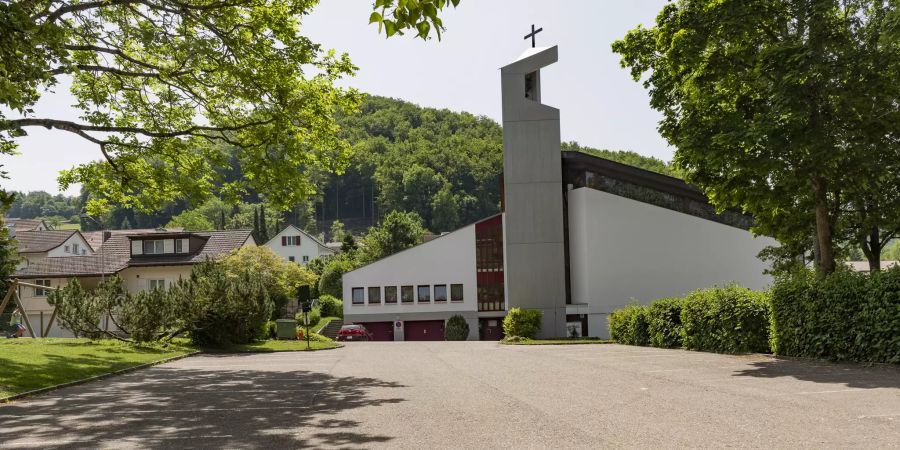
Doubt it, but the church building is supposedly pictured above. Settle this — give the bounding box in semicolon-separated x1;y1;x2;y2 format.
341;46;776;341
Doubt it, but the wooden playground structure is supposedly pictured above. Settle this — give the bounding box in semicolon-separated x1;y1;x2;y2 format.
1;279;58;338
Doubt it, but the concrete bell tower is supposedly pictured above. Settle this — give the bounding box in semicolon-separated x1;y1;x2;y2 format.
500;45;567;338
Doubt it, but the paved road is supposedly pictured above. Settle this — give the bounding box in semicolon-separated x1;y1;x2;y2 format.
1;343;898;449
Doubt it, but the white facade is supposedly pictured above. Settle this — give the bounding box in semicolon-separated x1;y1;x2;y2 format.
342;223;479;340
567;188;777;338
19;232;94;269
263;225;333;265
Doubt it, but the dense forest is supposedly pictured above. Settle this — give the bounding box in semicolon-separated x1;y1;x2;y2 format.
8;96;679;238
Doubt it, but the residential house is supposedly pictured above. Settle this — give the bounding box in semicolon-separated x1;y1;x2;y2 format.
14;230;94;268
263;224;334;265
13;229;255;337
6;218;50;231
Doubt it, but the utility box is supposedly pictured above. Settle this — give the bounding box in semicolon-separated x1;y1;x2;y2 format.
276;319;297;340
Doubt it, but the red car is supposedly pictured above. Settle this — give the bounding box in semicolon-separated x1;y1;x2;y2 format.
337;324;374;341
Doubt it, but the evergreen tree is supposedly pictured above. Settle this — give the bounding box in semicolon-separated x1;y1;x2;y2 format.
252;208;260;243
341;234;357;253
219;211;226;231
259;204;269;243
0;217;22;319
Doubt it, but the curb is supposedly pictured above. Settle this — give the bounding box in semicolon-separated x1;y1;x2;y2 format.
0;350;201;404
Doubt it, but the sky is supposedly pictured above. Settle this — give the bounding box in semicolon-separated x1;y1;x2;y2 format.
1;0;670;196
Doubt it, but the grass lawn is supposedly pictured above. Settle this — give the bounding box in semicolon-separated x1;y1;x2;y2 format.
55;223;81;230
0;338;195;399
209;339;341;353
502;337;616;345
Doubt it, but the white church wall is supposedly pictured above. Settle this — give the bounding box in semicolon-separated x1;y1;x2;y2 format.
342;223;479;340
567;187;776;338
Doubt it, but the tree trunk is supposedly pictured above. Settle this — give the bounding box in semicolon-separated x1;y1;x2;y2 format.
813;178;836;276
861;227;882;273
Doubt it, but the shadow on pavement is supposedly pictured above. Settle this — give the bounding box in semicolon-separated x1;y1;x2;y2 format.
0;361;405;448
731;358;900;390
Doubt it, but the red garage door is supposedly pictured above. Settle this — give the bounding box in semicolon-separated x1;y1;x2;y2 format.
359;322;394;341
404;320;445;341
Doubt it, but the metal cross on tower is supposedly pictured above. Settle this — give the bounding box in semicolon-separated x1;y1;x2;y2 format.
524;24;543;48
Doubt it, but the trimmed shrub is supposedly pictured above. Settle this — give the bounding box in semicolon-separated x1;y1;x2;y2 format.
503;308;542;339
771;268;900;363
608;304;650;346
647;297;684;348
296;309;321;329
296;329;333;342
317;295;343;318
444;314;470;341
680;285;770;354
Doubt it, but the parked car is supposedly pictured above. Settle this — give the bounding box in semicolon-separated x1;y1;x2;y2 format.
337;324;373;341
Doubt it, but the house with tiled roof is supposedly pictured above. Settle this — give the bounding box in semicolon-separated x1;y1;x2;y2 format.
5;218;50;232
263;224;334;265
13;229;255;337
81;227;184;251
14;230;94;269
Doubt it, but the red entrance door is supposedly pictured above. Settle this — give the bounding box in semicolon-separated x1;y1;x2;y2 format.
404;320;445;341
359;322;394;341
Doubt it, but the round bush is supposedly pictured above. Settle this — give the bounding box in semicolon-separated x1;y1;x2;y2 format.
502;308;542;339
647;297;684;348
444;315;470;341
317;295;343;318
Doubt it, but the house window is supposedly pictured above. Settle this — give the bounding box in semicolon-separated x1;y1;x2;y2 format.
72;243;79;254
175;238;189;254
434;284;447;302
148;279;166;290
289;256;295;262
417;285;431;303
451;284;464;302
401;285;414;303
302;255;309;263
143;239;165;254
34;279;51;297
352;287;364;305
81;249;87;255
64;245;70;253
281;236;301;246
385;286;398;304
368;287;381;304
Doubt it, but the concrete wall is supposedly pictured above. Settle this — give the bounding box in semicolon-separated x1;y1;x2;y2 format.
263;225;333;265
567;188;776;338
501;46;568;338
342;223;478;340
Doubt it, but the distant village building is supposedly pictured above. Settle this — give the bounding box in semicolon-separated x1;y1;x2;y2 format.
5;218;50;232
263;224;334;265
13;229;254;337
341;46;775;341
14;230;94;268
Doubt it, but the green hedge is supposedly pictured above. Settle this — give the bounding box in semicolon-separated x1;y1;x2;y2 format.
771;269;900;363
680;285;770;354
503;308;542;339
608;304;650;346
647;297;684;348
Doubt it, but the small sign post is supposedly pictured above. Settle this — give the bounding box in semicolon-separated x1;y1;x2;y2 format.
297;286;313;350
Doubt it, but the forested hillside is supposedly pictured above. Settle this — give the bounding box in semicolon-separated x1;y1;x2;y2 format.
7;96;678;237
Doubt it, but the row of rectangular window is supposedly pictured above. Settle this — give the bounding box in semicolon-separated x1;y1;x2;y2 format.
352;284;463;305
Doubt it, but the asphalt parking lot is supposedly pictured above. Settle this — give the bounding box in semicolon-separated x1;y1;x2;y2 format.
1;342;898;449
